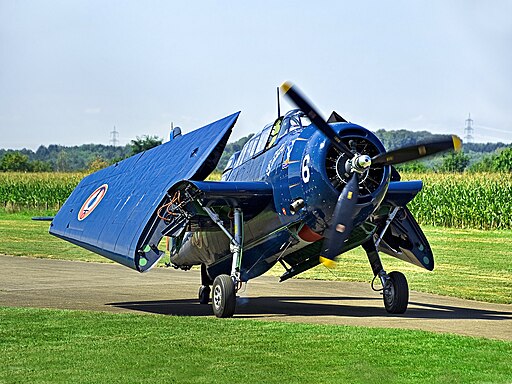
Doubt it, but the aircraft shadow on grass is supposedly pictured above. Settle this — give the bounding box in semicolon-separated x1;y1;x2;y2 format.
107;296;512;321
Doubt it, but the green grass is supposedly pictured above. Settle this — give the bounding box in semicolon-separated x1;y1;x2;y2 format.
271;226;512;304
1;214;511;304
0;213;106;263
0;306;510;384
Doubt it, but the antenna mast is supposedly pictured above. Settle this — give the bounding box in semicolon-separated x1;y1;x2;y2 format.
110;126;119;147
464;113;474;144
277;87;281;118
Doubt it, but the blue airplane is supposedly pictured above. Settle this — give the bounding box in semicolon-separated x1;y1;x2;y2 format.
49;82;461;318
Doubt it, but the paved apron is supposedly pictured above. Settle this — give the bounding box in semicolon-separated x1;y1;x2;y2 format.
1;255;511;341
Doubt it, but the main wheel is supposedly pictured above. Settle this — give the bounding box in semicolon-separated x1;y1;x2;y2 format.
212;275;236;318
198;285;211;304
383;271;409;314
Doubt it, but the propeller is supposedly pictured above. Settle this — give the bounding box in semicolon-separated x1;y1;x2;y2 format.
319;173;359;268
280;81;353;158
371;136;462;166
280;81;462;268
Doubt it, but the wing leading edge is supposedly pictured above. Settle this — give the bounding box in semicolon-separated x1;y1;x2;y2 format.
50;112;240;271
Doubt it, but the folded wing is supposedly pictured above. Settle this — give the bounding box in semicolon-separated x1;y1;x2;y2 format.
50;112;240;271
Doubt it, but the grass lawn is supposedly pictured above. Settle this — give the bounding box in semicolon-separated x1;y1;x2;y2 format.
0;212;107;263
0;306;511;384
272;226;512;304
1;213;511;304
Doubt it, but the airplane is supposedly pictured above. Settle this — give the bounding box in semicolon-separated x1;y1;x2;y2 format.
49;82;461;318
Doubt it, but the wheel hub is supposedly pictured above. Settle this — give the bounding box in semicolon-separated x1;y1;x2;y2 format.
213;285;222;310
384;283;395;306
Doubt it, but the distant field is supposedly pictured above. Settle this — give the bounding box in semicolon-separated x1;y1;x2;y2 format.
0;172;84;214
0;171;221;214
1;171;512;229
1;306;511;384
402;172;512;229
1;215;510;304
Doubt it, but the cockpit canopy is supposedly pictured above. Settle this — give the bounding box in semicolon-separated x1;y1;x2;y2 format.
222;109;311;179
279;109;311;139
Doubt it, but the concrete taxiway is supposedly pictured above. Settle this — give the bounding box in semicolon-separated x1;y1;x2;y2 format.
1;255;511;341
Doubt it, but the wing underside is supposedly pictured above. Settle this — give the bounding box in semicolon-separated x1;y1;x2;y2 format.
377;181;434;270
50;112;240;272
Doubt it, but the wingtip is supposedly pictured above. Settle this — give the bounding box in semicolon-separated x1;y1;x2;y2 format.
452;135;462;152
280;81;293;94
31;216;54;221
319;256;337;269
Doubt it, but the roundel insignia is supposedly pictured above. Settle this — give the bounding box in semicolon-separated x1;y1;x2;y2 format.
78;184;108;221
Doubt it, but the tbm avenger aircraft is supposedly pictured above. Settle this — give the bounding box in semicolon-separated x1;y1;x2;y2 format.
49;82;461;318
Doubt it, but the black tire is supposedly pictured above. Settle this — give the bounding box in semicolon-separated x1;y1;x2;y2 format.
198;285;211;305
212;275;236;318
383;271;409;314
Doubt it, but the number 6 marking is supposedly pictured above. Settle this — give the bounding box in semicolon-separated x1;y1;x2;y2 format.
302;154;311;183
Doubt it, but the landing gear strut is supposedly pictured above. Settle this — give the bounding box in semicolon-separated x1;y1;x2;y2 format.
363;240;409;314
198;264;212;304
202;206;244;318
198;285;210;304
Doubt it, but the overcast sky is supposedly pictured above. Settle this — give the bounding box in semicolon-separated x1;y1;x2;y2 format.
1;0;511;150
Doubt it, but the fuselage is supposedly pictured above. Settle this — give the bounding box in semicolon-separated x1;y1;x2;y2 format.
171;109;391;281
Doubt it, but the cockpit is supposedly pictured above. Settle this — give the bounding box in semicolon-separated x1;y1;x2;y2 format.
222;109;311;180
278;109;311;139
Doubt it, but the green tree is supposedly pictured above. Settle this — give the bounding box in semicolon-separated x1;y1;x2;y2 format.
395;161;429;173
31;160;52;172
439;151;470;172
87;157;109;172
130;135;163;155
492;147;512;172
375;129;449;151
56;151;70;172
468;155;494;172
0;152;31;172
217;134;254;170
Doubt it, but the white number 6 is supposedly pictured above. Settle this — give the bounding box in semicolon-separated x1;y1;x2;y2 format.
302;154;311;183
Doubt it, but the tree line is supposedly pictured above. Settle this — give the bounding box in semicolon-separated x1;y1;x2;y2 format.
1;129;510;173
217;129;512;173
0;136;162;172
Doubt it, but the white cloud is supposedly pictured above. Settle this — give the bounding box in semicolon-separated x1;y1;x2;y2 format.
84;107;101;115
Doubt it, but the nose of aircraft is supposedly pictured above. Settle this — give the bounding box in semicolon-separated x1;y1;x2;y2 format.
280;81;462;267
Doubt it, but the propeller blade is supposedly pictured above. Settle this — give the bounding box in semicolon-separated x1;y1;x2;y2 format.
319;173;359;268
372;135;462;166
280;81;353;157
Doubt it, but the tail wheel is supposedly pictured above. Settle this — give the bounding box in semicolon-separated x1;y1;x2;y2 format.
198;285;211;305
383;271;409;314
212;275;236;318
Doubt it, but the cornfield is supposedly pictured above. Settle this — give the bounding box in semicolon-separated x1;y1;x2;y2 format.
402;172;512;230
0;172;84;212
1;171;512;230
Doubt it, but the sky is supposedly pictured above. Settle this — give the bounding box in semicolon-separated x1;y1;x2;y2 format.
1;0;511;150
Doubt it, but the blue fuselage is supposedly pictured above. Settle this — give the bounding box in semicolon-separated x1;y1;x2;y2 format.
171;110;392;281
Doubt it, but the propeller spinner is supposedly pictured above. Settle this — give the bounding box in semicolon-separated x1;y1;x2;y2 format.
280;81;462;268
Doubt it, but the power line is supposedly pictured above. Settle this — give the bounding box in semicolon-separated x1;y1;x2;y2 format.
464;113;474;144
110;126;119;146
